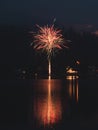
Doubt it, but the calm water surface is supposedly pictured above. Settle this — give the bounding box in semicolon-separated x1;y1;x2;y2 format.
0;76;98;130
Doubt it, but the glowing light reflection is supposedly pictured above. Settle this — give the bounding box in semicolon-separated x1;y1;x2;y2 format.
66;75;79;102
66;76;79;80
34;80;62;126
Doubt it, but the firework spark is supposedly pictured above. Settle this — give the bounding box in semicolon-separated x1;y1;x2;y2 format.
33;25;67;57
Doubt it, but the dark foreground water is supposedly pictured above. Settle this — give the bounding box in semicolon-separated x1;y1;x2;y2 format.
0;76;98;130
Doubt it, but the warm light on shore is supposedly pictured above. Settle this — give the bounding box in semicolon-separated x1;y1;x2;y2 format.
66;68;78;74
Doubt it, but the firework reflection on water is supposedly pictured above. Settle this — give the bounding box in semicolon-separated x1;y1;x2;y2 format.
33;80;62;127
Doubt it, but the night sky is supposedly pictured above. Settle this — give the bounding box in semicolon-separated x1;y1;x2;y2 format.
0;0;98;79
0;0;98;26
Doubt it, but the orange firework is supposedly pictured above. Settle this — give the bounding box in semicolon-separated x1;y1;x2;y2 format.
33;24;68;78
33;24;67;57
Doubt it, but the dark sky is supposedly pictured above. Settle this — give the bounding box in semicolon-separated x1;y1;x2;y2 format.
0;0;98;26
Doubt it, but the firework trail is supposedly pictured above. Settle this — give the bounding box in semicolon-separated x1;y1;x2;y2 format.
33;24;68;78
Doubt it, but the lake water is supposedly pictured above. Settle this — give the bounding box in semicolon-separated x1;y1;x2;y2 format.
0;76;98;130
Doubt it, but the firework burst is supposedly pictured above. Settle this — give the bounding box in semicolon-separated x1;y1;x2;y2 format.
32;24;68;78
33;25;67;57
